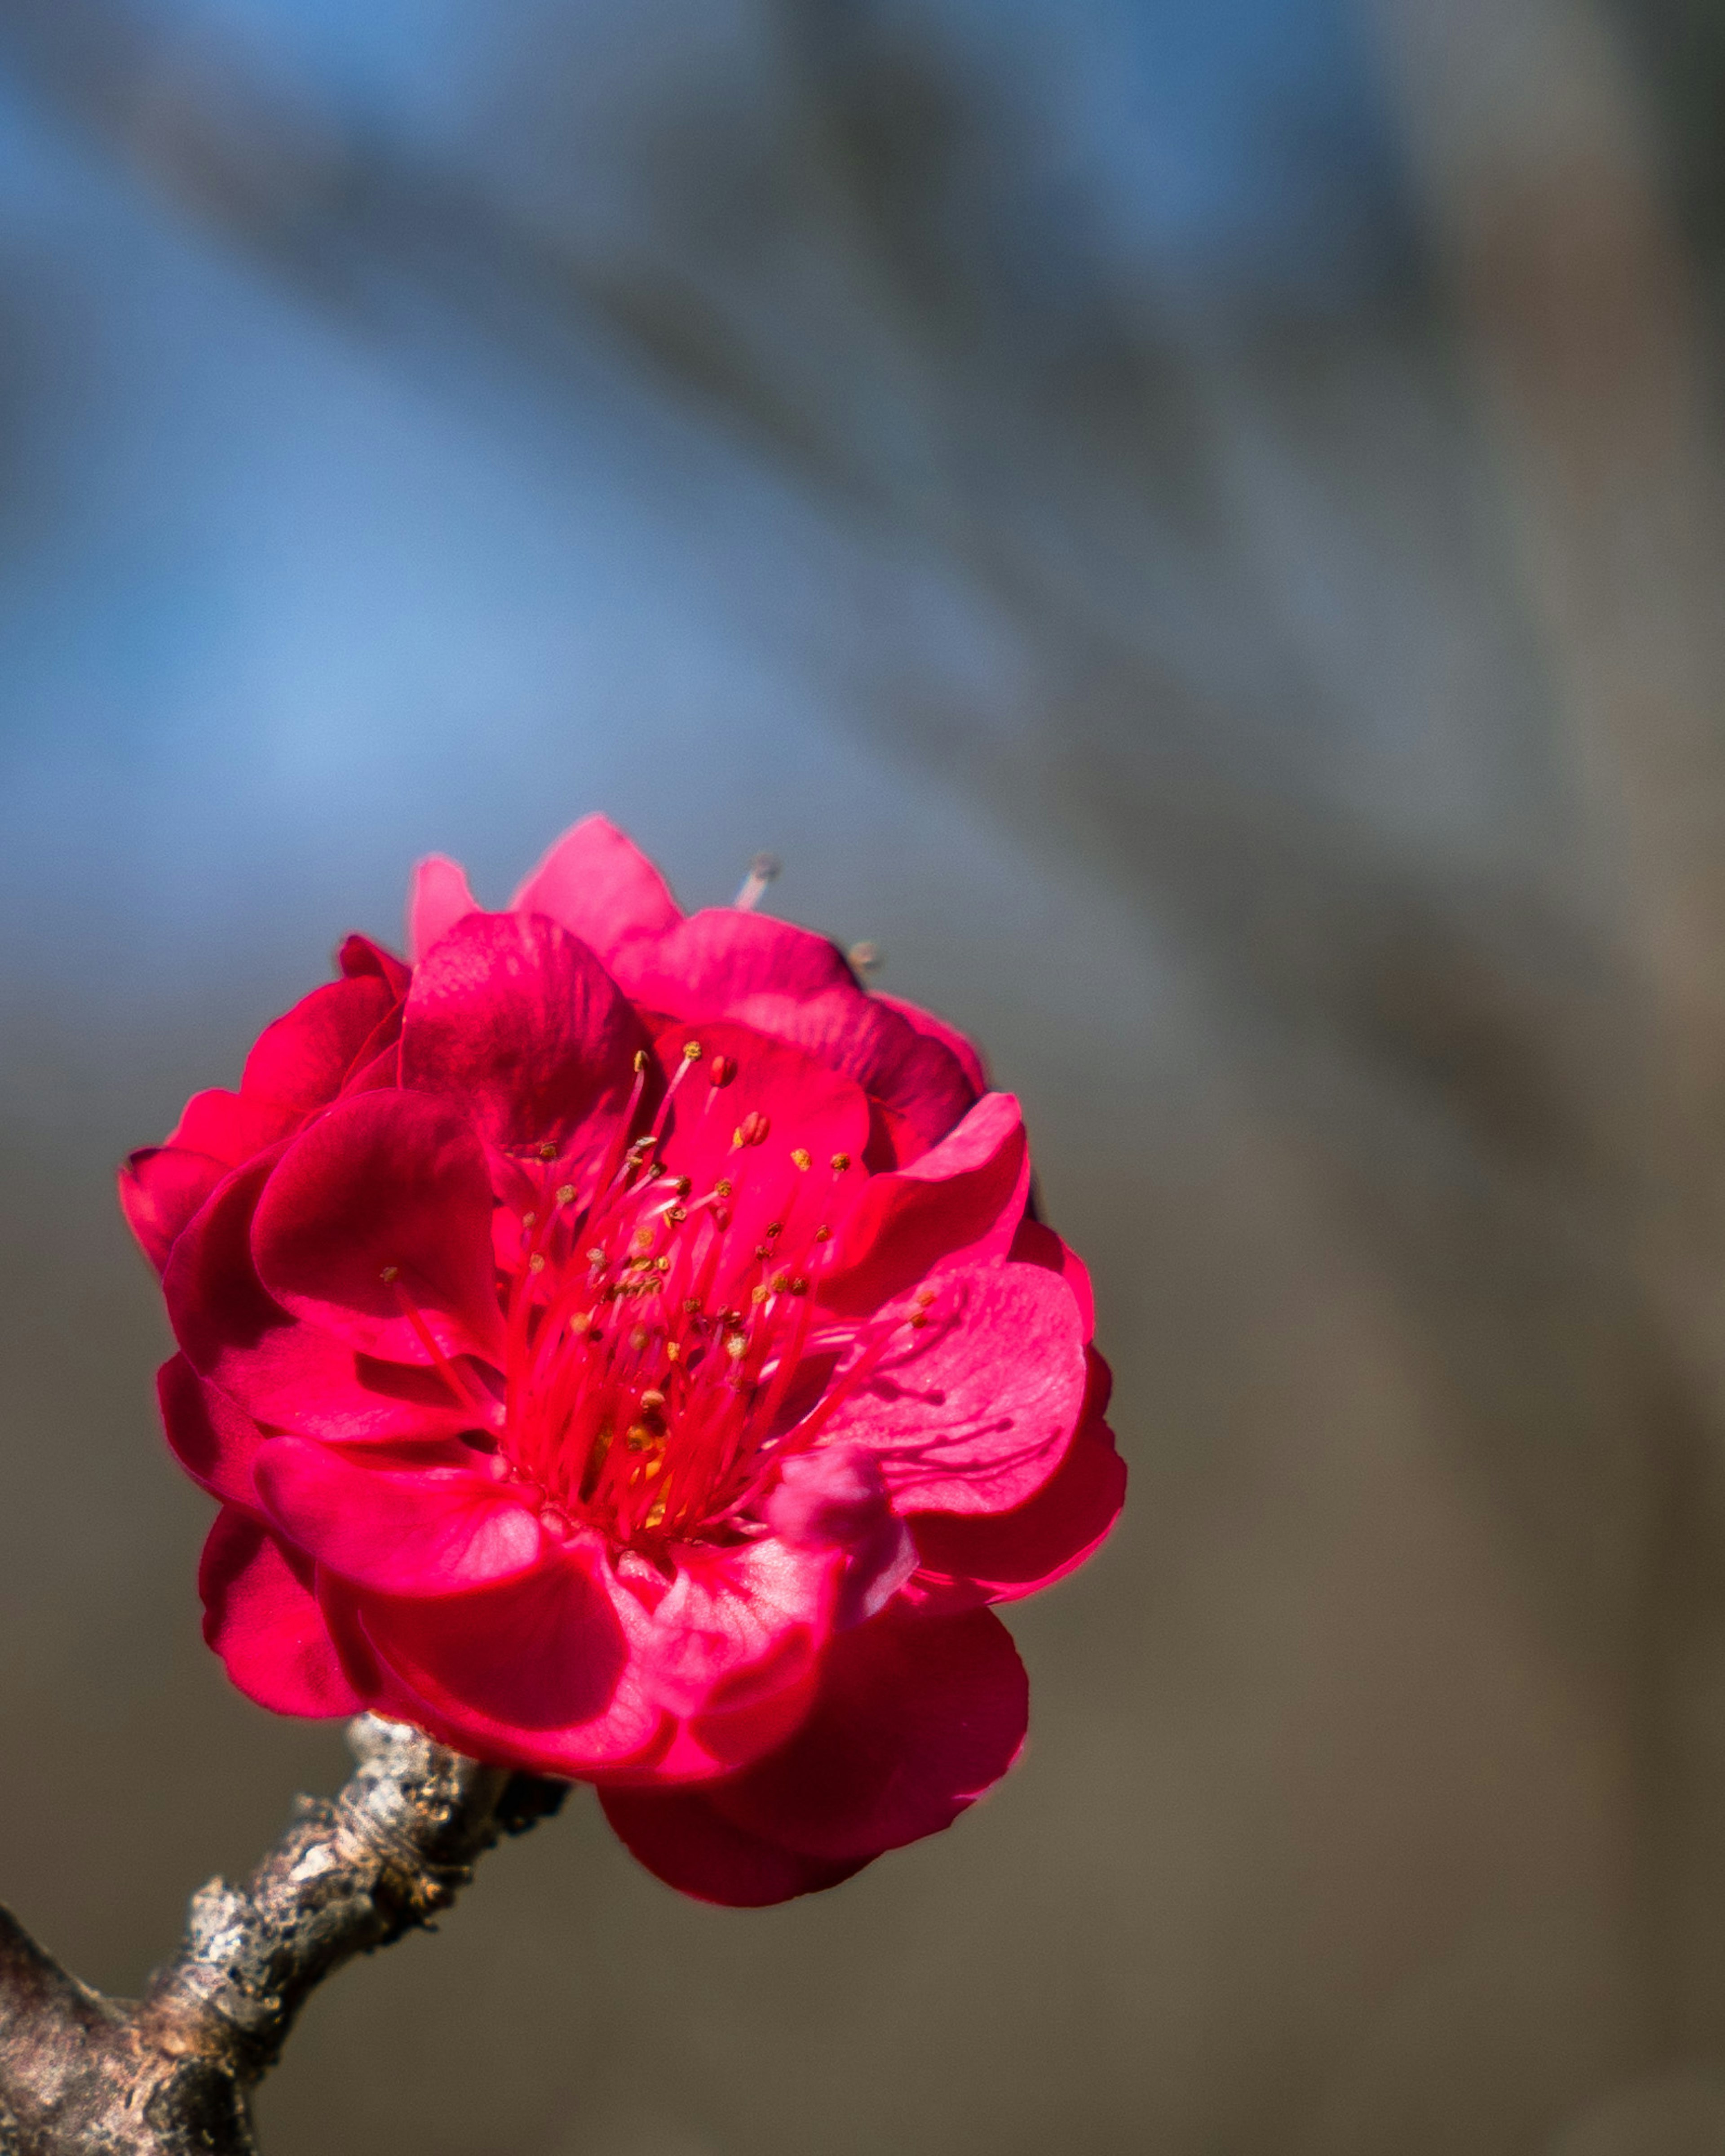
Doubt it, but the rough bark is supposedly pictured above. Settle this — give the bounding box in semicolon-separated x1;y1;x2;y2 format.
0;1715;564;2154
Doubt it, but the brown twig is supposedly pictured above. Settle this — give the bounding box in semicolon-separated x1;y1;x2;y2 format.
0;1715;564;2154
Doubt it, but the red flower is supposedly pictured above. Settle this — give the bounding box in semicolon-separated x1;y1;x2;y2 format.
124;819;1123;1904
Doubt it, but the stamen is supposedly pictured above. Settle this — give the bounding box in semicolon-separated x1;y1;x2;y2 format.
478;1078;895;1554
733;850;780;912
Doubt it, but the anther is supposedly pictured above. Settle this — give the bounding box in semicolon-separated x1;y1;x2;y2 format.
667;1205;687;1224
539;1143;557;1162
831;1152;852;1172
792;1148;812;1171
682;1040;703;1062
521;1212;537;1229
751;1284;769;1304
556;1184;575;1205
586;1246;608;1265
716;1178;733;1198
633;1049;649;1072
848;939;883;977
814;1226;832;1242
734;1111;771;1148
640;1390;666;1410
708;1055;737;1089
529;1254;547;1274
725;1334;748;1359
380;1265;400;1283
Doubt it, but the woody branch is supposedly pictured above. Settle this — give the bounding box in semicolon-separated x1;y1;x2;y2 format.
0;1715;562;2156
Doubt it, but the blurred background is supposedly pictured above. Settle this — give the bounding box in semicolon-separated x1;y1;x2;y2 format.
4;0;1725;2149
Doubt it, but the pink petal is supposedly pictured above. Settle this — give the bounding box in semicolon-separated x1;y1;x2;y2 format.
157;1352;265;1508
646;1679;824;1783
908;1414;1126;1610
815;1259;1089;1515
119;1146;228;1274
510;814;683;965
648;1017;871;1288
1008;1217;1096;1340
401;911;648;1154
340;1549;666;1775
599;1785;869;1906
407;854;479;962
252;1090;504;1365
871;991;988;1094
337;933;411;994
765;1445;916;1627
254;1436;543;1595
241;976;397;1113
608;1536;840;1719
199;1509;360;1718
622;912;976;1150
821;1091;1030;1315
164;1151;479;1444
168;1089;301;1167
706;1604;1027;1861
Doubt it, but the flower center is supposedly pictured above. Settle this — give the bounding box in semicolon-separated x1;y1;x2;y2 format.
493;1047;858;1550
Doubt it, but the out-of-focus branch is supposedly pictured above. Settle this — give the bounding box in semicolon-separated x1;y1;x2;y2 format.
0;1715;563;2154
